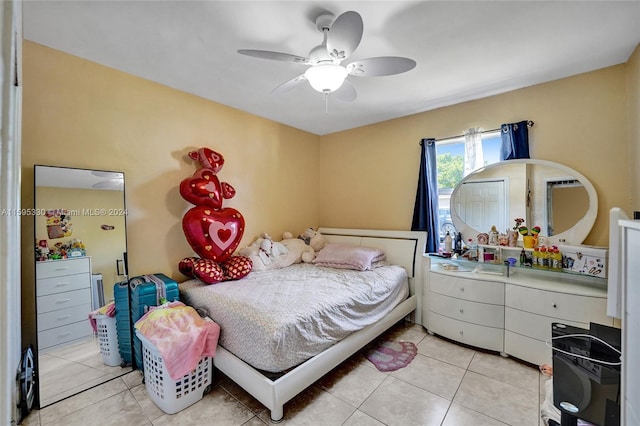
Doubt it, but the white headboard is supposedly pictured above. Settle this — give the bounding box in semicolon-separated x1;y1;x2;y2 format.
318;227;427;324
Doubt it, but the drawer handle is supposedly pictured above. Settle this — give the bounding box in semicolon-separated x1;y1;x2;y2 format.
459;308;464;314
57;332;72;338
56;315;71;321
55;298;71;304
459;287;465;292
55;282;70;287
553;303;557;308
459;330;464;335
54;267;70;271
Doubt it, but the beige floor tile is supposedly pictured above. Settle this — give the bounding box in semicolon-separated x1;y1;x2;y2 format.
34;321;545;426
359;376;450;426
37;336;131;405
379;321;429;345
218;372;269;415
442;403;509;426
342;410;386;426
453;371;540;426
417;334;476;369
391;352;466;399
318;354;387;407
468;351;540;390
19;410;41;426
122;369;144;389
41;390;150;426
39;378;128;424
129;382;165;421
242;416;270;426
152;386;255;425
256;385;356;425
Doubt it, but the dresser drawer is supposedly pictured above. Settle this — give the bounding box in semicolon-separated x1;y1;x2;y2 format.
37;288;91;314
36;257;90;279
37;272;90;296
37;303;92;332
504;307;590;342
430;273;504;305
427;311;504;352
429;292;504;328
504;330;552;366
38;321;94;351
505;284;609;324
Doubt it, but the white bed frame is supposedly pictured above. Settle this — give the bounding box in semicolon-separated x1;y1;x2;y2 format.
213;228;426;422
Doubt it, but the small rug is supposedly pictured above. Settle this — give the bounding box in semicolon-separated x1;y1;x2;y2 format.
364;340;418;372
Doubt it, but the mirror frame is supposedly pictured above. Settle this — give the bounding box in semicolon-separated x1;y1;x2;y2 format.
33;165;131;408
450;158;598;245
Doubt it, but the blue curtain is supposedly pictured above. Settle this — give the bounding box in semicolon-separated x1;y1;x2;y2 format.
500;120;532;160
411;138;439;253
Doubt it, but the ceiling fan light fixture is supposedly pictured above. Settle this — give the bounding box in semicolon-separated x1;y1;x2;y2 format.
305;63;347;93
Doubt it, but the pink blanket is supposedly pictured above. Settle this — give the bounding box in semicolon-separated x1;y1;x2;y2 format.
135;301;220;380
88;301;116;333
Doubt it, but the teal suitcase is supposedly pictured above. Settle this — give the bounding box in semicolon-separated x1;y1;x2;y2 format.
113;281;132;365
129;274;180;370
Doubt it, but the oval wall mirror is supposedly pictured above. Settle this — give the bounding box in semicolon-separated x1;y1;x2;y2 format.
34;165;131;407
450;159;598;246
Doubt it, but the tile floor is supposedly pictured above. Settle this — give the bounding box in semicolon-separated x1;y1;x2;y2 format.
37;335;132;407
21;322;549;426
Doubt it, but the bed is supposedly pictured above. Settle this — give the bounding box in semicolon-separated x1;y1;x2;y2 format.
179;228;426;422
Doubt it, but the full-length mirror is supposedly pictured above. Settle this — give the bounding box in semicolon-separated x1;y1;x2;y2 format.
451;159;597;245
34;165;131;407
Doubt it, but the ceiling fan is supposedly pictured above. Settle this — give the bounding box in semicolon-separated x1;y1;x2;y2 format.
237;10;416;102
91;170;124;190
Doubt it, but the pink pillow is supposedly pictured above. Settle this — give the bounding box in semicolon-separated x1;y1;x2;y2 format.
313;243;385;271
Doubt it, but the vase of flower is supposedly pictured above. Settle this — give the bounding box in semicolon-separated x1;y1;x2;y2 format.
523;235;537;248
516;218;541;249
508;230;519;247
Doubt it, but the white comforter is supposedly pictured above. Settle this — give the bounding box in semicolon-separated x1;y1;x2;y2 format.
179;263;409;372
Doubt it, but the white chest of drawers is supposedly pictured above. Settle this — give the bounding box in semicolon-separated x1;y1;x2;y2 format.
425;265;505;352
422;255;613;365
36;257;93;351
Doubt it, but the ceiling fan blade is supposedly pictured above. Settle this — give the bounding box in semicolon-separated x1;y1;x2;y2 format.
333;80;357;102
238;49;311;64
326;11;363;61
347;57;416;77
92;179;123;190
271;74;307;96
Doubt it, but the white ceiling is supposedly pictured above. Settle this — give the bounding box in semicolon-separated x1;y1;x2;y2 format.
23;1;640;136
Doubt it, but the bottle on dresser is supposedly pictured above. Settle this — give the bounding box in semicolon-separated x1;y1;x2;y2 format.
444;231;452;253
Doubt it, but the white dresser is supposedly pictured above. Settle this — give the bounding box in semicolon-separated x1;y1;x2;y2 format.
425;266;505;352
36;257;93;351
423;255;613;366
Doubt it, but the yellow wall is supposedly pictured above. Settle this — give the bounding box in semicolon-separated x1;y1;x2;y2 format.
21;40;638;345
628;45;640;210
21;41;320;344
319;65;631;247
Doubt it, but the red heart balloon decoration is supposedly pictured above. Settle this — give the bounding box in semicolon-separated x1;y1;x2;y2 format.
221;182;236;199
179;168;223;209
192;259;225;284
182;206;245;263
188;148;225;174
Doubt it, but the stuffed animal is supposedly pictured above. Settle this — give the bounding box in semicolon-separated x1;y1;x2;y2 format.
239;232;313;271
298;228;327;253
280;237;316;263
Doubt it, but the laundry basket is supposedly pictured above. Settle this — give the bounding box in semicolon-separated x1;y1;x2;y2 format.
95;314;122;367
136;331;212;414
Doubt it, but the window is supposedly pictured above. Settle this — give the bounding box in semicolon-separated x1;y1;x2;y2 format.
435;131;501;246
